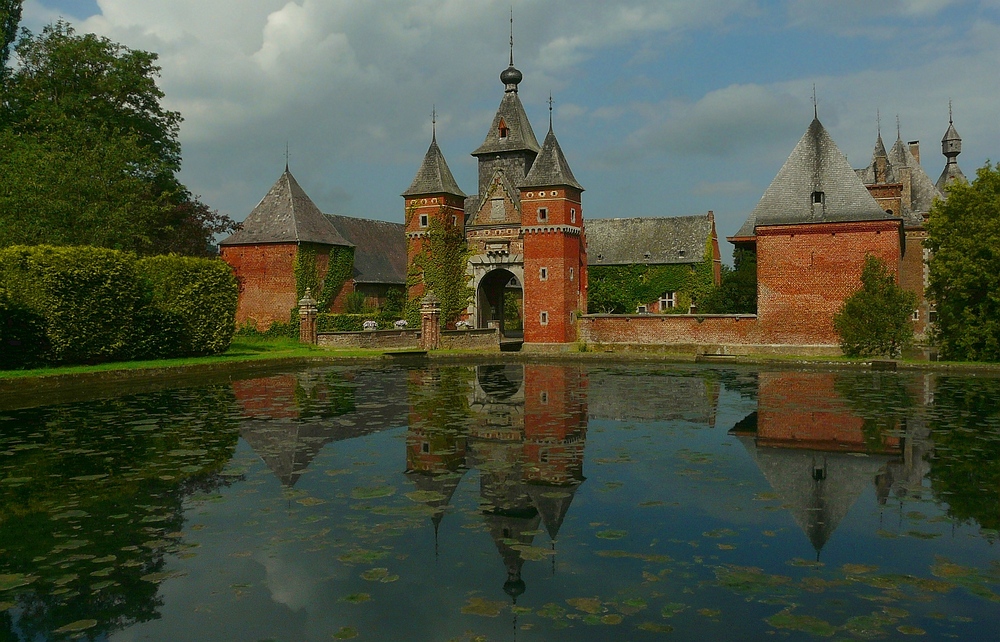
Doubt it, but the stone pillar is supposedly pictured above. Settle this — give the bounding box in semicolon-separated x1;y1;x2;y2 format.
298;288;318;345
420;291;442;350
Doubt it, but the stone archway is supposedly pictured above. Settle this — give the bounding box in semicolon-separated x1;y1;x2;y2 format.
476;268;523;337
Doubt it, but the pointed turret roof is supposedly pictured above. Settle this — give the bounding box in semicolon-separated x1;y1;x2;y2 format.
733;119;892;238
472;89;541;158
887;137;943;220
857;135;898;185
937;116;967;191
525;482;582;541
520;127;583;190
403;135;466;198
220;170;352;246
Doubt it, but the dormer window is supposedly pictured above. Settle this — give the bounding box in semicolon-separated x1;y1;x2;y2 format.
812;191;825;204
678;249;686;258
498;118;509;140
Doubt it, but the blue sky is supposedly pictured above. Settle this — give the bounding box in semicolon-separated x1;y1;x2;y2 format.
21;1;1000;255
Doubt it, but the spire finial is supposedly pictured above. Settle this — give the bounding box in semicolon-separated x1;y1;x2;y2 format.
812;84;817;119
548;92;553;130
510;7;514;67
949;99;953;124
877;108;881;137
284;141;290;172
896;114;901;140
431;105;437;141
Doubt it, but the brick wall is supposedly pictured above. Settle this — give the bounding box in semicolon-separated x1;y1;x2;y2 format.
441;328;500;351
220;243;298;328
756;220;902;345
899;227;929;338
580;314;767;350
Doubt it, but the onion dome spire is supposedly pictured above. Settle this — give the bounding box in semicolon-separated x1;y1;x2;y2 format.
500;9;523;92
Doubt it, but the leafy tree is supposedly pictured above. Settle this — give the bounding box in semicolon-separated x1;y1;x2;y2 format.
925;162;1000;361
0;0;21;81
0;21;235;255
833;255;916;357
699;247;757;314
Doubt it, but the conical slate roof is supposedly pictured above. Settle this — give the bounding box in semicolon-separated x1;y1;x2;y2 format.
887;137;943;220
220;170;352;246
525;482;581;541
734;119;891;238
472;90;541;157
857;135;899;185
402;136;466;198
520;128;583;190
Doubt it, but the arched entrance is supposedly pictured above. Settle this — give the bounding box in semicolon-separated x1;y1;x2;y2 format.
476;268;523;338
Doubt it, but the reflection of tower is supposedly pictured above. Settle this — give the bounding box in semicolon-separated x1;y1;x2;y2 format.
732;371;901;557
405;370;470;550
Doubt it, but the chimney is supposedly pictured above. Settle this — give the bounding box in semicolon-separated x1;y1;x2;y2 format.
908;140;920;165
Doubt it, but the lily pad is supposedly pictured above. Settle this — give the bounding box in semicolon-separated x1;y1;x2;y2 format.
333;626;359;639
0;574;35;592
338;549;390;565
595;530;627;540
638;622;674;633
765;610;837;637
53;620;98;634
351;486;396;500
842;563;879;575
461;597;506;617
140;570;186;583
296;497;327;507
897;626;926;635
567;597;603;614
715;566;792;594
661;602;687;618
360;567;398;583
405;490;446;503
537;603;567;620
601;614;623;625
343;593;371;604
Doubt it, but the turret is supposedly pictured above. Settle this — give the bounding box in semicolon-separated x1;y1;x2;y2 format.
936;103;968;191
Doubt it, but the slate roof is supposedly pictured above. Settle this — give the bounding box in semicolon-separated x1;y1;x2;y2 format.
220;170;352;247
857;135;899;184
402;136;466;198
325;214;406;285
472;90;541;157
733;119;892;238
520;127;583;190
937;161;968;192
586;214;713;266
888;137;943;221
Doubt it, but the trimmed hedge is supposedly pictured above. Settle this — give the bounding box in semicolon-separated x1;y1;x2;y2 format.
136;255;237;356
0;245;237;368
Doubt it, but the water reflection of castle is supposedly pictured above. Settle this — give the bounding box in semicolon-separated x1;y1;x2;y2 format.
406;364;589;601
731;371;932;556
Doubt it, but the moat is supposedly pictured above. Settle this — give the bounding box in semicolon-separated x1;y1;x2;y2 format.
2;362;999;641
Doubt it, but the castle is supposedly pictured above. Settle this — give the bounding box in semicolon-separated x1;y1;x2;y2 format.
403;52;587;345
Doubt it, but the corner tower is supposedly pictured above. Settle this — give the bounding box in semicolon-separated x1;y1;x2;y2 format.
519;107;586;344
936;105;968;191
402;126;467;301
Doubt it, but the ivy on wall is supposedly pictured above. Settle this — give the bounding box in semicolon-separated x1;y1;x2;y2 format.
407;212;472;327
294;243;355;312
587;238;717;314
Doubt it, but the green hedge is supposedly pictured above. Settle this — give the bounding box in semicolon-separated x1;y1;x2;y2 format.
0;245;237;368
136;255;237;356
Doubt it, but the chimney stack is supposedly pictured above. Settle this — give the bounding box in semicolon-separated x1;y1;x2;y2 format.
908;141;920;165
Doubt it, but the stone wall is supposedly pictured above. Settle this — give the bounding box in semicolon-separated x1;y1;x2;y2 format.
317;329;419;349
440;328;500;351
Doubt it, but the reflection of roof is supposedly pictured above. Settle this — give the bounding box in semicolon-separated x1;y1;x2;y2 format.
736;438;893;554
221;170;352;247
586;215;713;266
525;482;581;541
588;371;718;427
734;119;893;238
325;214;406;285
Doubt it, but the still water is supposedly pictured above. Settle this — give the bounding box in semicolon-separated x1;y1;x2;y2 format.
1;363;999;641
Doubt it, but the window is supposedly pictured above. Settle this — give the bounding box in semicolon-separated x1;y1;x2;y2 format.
929;308;938;323
498;118;509;140
539;267;548;281
419;214;428;228
570;208;577;223
569;267;574;281
540;391;549;405
537;207;548;223
912;309;920;321
452;215;458;226
540;311;549;325
659;291;676;310
636;305;648;314
812;191;825;204
421;442;430;454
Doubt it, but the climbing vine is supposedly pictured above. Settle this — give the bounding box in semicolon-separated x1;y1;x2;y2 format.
587;238;717;314
294;243;355;312
407;208;472;327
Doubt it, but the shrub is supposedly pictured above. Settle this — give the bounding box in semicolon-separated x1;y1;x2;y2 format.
0;285;49;369
0;245;140;364
833;255;916;358
136;255;238;356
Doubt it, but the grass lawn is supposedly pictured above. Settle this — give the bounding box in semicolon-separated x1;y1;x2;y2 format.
0;336;384;380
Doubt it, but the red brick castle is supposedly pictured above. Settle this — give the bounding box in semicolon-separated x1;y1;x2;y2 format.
404;50;587;345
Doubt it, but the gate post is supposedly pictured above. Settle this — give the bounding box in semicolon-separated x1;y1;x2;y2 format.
298;288;318;345
420;291;441;350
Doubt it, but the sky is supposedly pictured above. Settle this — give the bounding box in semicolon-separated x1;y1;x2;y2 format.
20;0;1000;256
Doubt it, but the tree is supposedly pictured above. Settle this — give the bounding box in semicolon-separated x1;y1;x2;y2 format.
0;21;235;255
925;162;1000;361
833;255;916;357
0;0;21;81
699;247;757;314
